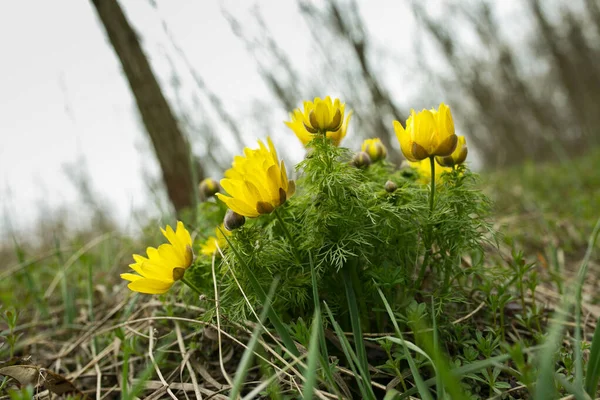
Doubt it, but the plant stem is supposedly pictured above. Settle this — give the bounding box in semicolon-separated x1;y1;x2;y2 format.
181;273;204;297
274;208;302;265
429;156;436;212
419;157;436;290
416;248;432;290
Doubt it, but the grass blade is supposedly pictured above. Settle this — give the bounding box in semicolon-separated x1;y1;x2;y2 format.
324;302;377;400
531;301;566;399
556;373;588;400
431;298;445;399
342;266;371;383
585;317;600;396
383;388;400;400
397;347;544;399
376;286;433;400
308;251;339;395
535;217;600;400
302;309;322;399
229;278;279;400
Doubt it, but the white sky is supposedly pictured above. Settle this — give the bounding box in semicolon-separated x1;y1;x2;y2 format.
0;0;307;238
0;0;527;240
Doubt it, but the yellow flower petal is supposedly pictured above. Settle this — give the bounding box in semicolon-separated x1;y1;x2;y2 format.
266;165;282;202
328;110;352;146
160;224;179;248
217;137;293;218
200;236;219;256
411;109;436;156
127;262;145;277
139;260;174;282
280;160;289;192
436;135;467;167
175;221;192;248
409;158;453;184
314;100;330;130
433;103;455;143
127;278;173;294
216;193;260;218
120;273;143;282
393;120;418;162
157;243;185;268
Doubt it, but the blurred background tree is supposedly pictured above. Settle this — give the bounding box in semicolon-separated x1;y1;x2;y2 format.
87;0;600;213
236;0;600;168
91;0;201;215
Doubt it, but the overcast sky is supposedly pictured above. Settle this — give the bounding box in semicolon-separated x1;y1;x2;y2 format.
0;0;527;240
0;1;300;238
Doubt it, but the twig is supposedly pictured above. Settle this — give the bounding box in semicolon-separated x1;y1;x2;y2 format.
51;294;129;361
190;359;223;390
452;301;486;325
175;321;203;400
148;324;178;400
131;379;229;399
94;361;102;400
68;338;121;380
212;246;233;387
95;316;292;380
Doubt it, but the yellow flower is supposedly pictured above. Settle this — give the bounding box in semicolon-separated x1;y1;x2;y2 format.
361;138;387;162
409;159;452;184
216;137;295;218
200;224;231;256
285;96;352;146
393;103;457;161
436;135;468;167
121;221;194;294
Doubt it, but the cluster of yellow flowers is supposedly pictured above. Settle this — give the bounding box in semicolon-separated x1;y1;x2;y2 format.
121;97;468;294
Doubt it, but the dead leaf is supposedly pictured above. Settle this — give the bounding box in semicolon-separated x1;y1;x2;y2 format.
39;368;83;396
0;355;32;368
0;364;40;386
0;364;86;398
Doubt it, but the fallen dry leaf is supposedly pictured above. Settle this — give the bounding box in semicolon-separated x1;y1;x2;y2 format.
0;364;86;398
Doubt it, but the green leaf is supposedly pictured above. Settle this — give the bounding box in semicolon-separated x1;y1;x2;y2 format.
302;310;322;399
376;285;433;400
585;317;600;397
230;278;279;400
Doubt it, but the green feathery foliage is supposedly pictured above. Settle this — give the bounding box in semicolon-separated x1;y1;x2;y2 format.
191;137;493;337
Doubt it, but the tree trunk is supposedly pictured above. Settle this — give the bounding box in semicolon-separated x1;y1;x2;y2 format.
90;0;200;215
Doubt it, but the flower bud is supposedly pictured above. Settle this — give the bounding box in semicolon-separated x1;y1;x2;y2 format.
352;152;372;169
384;180;398;193
399;160;416;179
224;209;246;231
199;178;220;200
361;138;387;162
